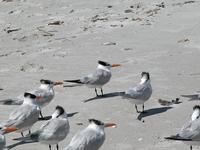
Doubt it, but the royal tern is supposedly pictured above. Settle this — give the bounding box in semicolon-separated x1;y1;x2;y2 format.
64;60;121;97
0;79;63;118
122;72;152;113
64;119;116;150
12;106;69;150
0;92;40;137
165;105;200;150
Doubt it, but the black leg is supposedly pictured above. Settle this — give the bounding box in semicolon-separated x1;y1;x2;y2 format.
56;144;59;150
29;129;31;134
21;132;24;137
40;111;44;118
142;104;145;112
190;145;192;150
49;145;51;150
95;88;99;97
135;105;139;113
100;88;104;96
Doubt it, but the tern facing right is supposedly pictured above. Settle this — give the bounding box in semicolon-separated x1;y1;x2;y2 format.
165;105;200;150
0;79;63;118
13;106;69;150
64;60;121;97
64;119;116;150
122;72;152;113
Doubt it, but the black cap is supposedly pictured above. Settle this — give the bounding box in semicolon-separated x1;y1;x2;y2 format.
89;119;104;125
24;92;36;99
193;105;200;110
40;79;53;85
55;105;65;117
141;72;150;80
98;60;111;67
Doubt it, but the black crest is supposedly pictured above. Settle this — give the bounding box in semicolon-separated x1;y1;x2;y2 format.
98;60;110;66
141;72;150;80
193;105;200;110
56;105;65;117
40;79;53;85
89;119;104;125
24;92;36;99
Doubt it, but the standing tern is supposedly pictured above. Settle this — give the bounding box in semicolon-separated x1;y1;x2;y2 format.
165;105;200;150
64;119;116;150
64;60;121;97
12;106;69;150
122;72;152;113
0;79;63;118
0;92;40;137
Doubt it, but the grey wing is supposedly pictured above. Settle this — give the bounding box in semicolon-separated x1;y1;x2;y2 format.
81;69;111;86
124;84;145;99
39;118;69;141
8;105;39;128
179;119;200;140
80;72;98;84
66;130;104;150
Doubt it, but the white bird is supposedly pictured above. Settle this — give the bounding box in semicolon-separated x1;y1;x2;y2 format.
0;132;5;150
0;79;63;118
165;105;200;150
64;60;121;97
12;106;69;150
64;119;116;150
0;92;40;137
122;72;152;113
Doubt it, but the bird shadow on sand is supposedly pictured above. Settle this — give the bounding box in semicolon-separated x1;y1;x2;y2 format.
83;92;125;103
7;141;37;150
137;107;173;121
38;112;79;121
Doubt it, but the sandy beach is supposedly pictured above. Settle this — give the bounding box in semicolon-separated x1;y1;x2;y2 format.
0;0;200;149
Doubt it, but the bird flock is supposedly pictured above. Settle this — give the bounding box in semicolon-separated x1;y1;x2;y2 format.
0;60;199;150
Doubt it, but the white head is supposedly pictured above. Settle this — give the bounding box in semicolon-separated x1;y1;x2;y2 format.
97;60;121;72
40;79;63;89
140;72;150;84
23;92;37;105
192;105;200;121
52;105;67;119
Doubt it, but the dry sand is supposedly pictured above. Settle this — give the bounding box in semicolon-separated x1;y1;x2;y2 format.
0;0;200;149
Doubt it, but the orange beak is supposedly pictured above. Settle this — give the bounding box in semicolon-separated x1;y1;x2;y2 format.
3;126;18;133
53;81;64;86
104;123;117;128
111;64;121;68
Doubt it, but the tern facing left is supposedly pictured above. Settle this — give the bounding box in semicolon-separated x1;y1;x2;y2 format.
64;119;116;150
165;105;200;150
0;92;40;137
122;72;152;113
64;60;121;97
13;105;70;150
